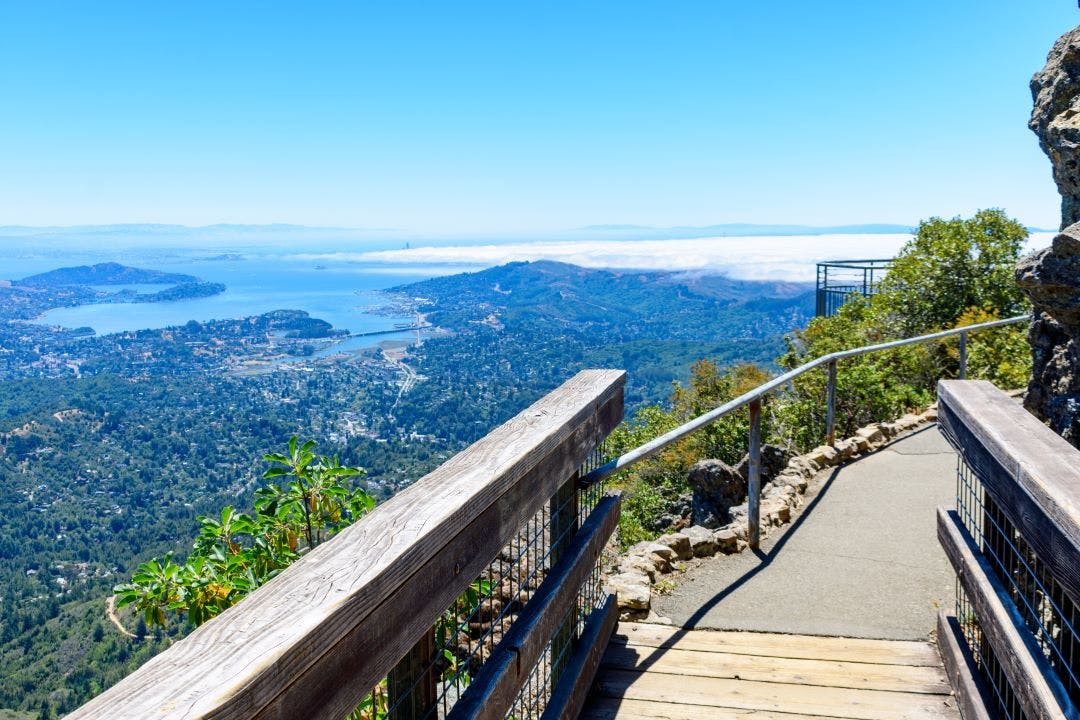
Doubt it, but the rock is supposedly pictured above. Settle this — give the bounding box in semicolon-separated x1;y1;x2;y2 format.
713;527;739;554
1015;227;1080;447
617;554;655;581
1024;29;1080;448
605;572;651;611
687;459;745;528
1030;27;1080;228
727;502;749;524
628;541;677;562
807;445;839;467
898;413;922;431
655;532;693;561
855;425;884;446
879;422;901;438
834;438;858;460
921;407;938;422
735;443;791;483
683;524;718;557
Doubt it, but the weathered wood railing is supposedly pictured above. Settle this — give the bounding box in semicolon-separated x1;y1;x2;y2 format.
936;380;1080;720
69;369;626;720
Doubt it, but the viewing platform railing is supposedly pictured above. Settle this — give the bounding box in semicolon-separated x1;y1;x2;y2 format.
936;380;1080;720
815;258;892;317
582;314;1027;549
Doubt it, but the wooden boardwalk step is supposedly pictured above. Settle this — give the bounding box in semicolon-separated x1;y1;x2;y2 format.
582;623;959;720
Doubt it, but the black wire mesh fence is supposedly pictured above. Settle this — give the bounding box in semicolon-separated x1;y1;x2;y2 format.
954;455;1080;719
354;449;615;720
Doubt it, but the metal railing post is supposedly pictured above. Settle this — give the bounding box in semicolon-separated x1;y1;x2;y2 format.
958;332;968;380
826;359;837;445
748;398;762;550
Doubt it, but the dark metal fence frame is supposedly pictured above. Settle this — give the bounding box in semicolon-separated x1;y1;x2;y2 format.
815;259;892;317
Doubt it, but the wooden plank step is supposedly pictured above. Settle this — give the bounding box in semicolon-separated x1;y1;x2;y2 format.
581;696;838;719
591;669;959;720
615;623;942;667
601;644;951;694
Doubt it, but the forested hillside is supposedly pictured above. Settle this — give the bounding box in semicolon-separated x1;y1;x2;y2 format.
0;259;811;715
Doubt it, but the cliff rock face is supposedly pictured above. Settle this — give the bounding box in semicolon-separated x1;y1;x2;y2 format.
1016;225;1080;447
1031;26;1080;229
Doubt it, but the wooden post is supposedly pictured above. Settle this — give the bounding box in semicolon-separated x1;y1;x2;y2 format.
748;399;762;550
387;628;438;720
825;359;837;445
548;473;580;688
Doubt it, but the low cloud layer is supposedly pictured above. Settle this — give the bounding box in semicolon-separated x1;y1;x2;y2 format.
292;232;1055;282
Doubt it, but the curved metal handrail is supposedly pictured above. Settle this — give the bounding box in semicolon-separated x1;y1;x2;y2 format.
581;314;1028;545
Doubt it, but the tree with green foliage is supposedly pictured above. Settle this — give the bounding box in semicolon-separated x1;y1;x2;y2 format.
874;209;1029;334
776;209;1032;445
114;437;373;628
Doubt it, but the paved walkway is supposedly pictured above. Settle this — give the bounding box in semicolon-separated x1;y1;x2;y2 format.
652;424;958;641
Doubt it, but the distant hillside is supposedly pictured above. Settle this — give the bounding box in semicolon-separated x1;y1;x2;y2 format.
384;261;814;413
393;260;814;342
15;262;198;286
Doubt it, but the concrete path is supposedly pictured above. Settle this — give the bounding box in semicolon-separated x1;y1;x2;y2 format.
652;425;957;641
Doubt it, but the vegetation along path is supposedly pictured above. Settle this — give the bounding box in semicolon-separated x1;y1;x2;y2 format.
653;425;957;641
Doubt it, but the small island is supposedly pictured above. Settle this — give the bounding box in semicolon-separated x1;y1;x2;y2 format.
16;262;200;287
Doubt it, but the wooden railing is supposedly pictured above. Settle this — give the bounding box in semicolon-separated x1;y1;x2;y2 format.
69;369;626;720
936;380;1080;720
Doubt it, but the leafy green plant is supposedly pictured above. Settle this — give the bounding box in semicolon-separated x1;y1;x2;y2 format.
114;436;372;628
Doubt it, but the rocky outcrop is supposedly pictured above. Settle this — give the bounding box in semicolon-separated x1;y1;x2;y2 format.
687;459;744;528
687;444;790;529
1030;26;1080;228
1024;26;1080;447
1016;226;1080;446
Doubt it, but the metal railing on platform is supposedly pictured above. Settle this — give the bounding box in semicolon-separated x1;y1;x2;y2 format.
815;259;892;317
581;315;1027;549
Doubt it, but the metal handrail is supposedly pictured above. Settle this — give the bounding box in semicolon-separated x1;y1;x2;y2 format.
581;314;1028;547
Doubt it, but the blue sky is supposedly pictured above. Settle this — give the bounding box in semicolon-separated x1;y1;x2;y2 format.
0;2;1076;233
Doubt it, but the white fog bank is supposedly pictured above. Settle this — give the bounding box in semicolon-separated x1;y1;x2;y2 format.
291;232;1056;282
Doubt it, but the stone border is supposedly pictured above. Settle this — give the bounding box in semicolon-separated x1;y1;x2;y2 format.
603;406;940;620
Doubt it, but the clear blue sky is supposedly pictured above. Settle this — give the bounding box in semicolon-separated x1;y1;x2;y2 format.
0;2;1076;233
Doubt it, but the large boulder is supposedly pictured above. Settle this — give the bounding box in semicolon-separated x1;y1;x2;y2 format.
1031;26;1080;228
1023;28;1080;448
1016;227;1080;446
735;444;791;484
687;459;745;528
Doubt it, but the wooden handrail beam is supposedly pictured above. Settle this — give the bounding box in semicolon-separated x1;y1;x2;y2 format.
69;369;625;720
